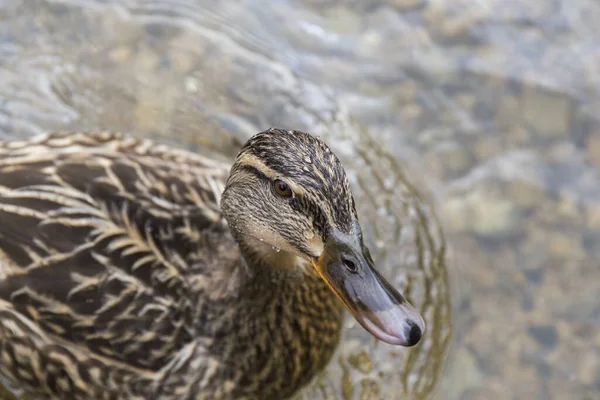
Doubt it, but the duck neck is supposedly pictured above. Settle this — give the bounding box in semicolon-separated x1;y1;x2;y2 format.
235;239;315;304
222;240;345;399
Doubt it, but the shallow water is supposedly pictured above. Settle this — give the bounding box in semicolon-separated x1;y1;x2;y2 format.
0;0;598;399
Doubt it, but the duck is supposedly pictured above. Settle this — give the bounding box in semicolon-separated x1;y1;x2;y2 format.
0;128;424;400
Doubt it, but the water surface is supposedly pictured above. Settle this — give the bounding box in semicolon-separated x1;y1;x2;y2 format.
0;0;598;399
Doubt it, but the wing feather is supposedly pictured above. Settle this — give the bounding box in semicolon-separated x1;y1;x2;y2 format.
0;132;231;374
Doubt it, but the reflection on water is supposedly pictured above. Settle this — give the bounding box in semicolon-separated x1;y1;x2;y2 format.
1;0;599;399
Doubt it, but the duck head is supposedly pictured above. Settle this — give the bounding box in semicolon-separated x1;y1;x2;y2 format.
221;128;424;347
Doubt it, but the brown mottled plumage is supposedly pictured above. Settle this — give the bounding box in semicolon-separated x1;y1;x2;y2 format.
0;128;423;400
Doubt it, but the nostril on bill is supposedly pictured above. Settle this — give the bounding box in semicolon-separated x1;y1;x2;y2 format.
340;254;358;273
405;320;422;346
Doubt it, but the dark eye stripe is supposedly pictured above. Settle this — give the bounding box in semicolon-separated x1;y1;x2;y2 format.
238;165;295;199
238;165;269;180
290;195;327;236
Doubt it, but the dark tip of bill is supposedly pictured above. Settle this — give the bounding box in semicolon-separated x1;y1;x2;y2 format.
405;320;423;347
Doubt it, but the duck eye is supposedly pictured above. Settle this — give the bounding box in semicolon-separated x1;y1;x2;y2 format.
274;179;293;198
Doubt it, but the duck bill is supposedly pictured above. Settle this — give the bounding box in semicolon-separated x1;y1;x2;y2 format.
312;229;425;347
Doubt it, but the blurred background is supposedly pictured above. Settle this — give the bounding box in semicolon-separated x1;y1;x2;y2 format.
0;0;599;399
